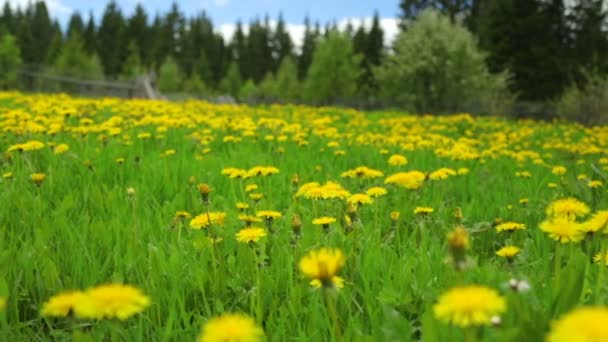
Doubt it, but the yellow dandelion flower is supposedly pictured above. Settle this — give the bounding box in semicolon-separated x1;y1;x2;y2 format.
30;173;46;186
245;184;258;192
299;248;345;288
236;202;250;211
365;186;388;197
547;307;608;342
249;193;263;201
198;313;264;342
540;217;584;243
347;193;373;206
2;172;13;180
74;284;150;320
546;198;590;220
495;222;526;233
53;144;69;154
496;246;521;260
256;210;282;219
414;206;434;215
552;166;567;175
582;211;608;234
588;180;603;188
312;217;337;226
388;154;407;166
190;212;227;229
390;211;400;221
429;168;457;180
235;227;267;244
175;211;191;219
433;285;506;327
41;291;86;317
311;276;344;289
593;252;608;266
340;166;384;179
238;214;263;225
385;171;426;190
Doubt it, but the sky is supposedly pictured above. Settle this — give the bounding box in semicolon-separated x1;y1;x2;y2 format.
5;0;401;46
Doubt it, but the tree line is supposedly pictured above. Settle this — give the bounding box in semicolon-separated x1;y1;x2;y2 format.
0;0;607;121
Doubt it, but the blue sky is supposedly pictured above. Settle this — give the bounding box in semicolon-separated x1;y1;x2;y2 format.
8;0;401;45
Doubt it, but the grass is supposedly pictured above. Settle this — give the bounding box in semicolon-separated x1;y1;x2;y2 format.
0;91;607;341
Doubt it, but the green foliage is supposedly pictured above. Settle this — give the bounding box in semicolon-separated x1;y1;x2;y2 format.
120;41;144;80
183;75;208;95
157;57;184;93
377;9;512;114
557;71;608;125
274;56;300;103
0;33;21;89
52;34;103;80
303;31;362;104
239;79;259;103
219;62;242;99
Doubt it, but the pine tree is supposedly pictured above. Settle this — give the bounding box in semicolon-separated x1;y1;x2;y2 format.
29;1;53;64
53;33;103;80
298;17;317;80
46;21;63;64
273;14;293;72
97;1;128;77
83;13;97;55
231;21;248;80
219;61;242;98
0;3;16;35
67;12;85;39
128;4;151;68
0;33;22;89
570;0;608;78
399;0;474;24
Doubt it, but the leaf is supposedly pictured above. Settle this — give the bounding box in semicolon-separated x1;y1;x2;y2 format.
550;250;586;317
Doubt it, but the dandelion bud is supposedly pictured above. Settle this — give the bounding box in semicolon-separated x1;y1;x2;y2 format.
447;226;469;270
291;214;302;237
188;176;196;185
31;173;46;187
390;211;400;221
197;183;211;205
454;207;463;222
127;187;136;197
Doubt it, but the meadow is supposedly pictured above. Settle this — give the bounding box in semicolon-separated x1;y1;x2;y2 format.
0;91;607;341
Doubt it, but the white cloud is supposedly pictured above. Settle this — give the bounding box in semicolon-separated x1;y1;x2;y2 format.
3;0;72;15
216;17;399;48
214;0;230;7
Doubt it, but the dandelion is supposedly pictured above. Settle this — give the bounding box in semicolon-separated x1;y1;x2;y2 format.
175;211;191;219
496;246;521;263
299;248;345;289
198;313;264;342
347;193;373;206
581;211;608;234
41;291;86;317
540;217;584;243
236;202;250;211
429;168;457;180
116;157;125;164
74;284;150;320
245;184;258;192
249;193;263;202
454;207;463;222
340;166;383;179
390;211;400;221
235;227;267;244
53;143;69;154
256;210;282;220
385;171;426;190
388;154;407;166
447;226;469;269
414;206;434;216
365;186;388;197
495;221;526;233
313;216;336;233
197;183;212;204
588;180;603;188
291;214;302;238
31;173;46;187
2;172;13;180
547;307;608;342
190;212;227;229
546;198;590;220
238;214;263;226
433;285;506;327
552;166;567;175
593;252;608;266
126;187;136;197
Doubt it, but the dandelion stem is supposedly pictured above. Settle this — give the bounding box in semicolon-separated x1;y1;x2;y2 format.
595;240;606;304
324;290;342;341
554;243;562;290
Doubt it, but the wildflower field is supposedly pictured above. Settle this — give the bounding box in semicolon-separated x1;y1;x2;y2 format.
1;91;608;341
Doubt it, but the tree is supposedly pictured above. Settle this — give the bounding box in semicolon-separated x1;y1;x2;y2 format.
569;0;608;80
157;56;183;93
303;31;362;104
83;13;97;55
0;34;22;89
97;1;128;77
127;4;151;68
274;55;300;102
272;13;293;72
219;61;242;99
29;1;53;64
297;17;317;80
53;33;103;79
67;12;85;39
376;9;511;114
120;41;144;79
399;0;474;25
